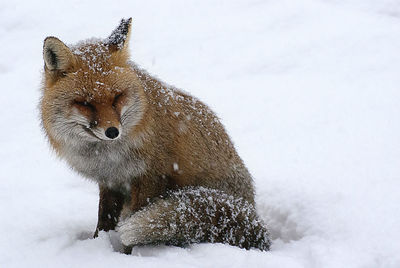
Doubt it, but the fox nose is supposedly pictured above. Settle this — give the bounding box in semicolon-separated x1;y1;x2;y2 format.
105;127;119;139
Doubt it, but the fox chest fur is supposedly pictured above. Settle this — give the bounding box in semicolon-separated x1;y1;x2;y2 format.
61;139;147;186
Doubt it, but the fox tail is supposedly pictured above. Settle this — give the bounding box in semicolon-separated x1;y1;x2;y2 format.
118;187;270;251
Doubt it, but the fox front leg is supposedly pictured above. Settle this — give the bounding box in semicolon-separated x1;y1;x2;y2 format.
94;185;127;238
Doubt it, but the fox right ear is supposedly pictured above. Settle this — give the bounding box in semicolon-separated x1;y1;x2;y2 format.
43;37;75;72
106;18;132;52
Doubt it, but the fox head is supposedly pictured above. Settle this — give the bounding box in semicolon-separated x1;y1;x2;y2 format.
41;18;146;149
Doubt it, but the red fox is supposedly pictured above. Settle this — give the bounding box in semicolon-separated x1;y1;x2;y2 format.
40;18;270;251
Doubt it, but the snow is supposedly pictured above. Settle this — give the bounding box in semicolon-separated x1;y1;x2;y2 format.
1;0;400;267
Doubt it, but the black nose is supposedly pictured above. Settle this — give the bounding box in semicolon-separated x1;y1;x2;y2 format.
105;127;119;139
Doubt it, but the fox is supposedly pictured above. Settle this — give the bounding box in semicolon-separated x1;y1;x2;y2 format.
40;18;271;251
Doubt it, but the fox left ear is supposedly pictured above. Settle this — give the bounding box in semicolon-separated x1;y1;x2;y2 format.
106;18;132;52
43;37;76;72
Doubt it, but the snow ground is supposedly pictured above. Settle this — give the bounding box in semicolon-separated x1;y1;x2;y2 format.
1;0;400;267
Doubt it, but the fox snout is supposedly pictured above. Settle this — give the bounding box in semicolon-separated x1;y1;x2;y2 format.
89;125;121;140
69;99;123;141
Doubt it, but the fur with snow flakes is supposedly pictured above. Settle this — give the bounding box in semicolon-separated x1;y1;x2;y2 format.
118;187;270;251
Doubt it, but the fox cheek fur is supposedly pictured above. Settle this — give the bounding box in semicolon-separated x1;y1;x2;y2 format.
40;18;271;251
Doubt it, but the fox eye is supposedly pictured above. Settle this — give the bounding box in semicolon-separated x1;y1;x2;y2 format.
112;93;123;108
73;100;93;109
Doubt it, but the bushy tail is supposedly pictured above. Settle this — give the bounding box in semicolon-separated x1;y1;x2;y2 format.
118;187;270;251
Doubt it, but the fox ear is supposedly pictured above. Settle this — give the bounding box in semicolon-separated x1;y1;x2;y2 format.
106;18;132;52
43;37;75;72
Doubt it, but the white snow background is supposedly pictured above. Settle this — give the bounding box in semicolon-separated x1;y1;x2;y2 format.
1;0;400;267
